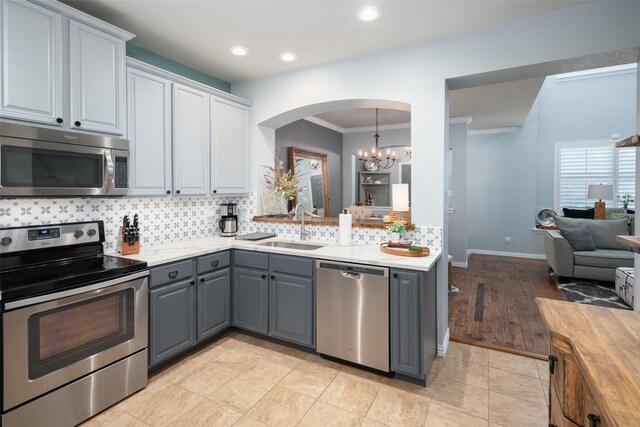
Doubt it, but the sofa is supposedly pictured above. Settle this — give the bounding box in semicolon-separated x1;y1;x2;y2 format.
545;216;633;282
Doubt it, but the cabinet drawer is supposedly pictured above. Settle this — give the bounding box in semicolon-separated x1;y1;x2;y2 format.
234;250;269;270
150;260;194;288
197;251;230;274
270;254;313;277
550;386;579;427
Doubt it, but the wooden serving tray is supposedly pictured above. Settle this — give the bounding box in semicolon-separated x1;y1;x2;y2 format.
380;243;430;257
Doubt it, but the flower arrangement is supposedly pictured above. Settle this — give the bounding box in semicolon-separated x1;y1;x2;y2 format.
263;157;305;200
617;193;635;212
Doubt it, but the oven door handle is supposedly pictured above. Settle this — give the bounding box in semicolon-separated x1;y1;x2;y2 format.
4;270;149;310
104;150;115;194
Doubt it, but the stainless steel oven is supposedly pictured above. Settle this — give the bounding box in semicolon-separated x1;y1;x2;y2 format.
0;123;129;197
1;220;149;426
3;272;148;413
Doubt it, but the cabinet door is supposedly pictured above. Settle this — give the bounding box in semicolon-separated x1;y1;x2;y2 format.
173;83;209;195
127;67;172;196
197;268;231;341
390;269;423;378
69;21;125;135
269;273;314;347
210;97;249;194
232;267;268;334
0;0;63;125
149;279;196;367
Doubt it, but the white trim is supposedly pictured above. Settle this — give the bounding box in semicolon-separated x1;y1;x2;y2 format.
303;116;345;133
468;127;520;136
449;116;472;125
467;249;546;260
29;0;135;40
126;58;252;107
437;328;450;356
451;261;468;268
342;122;411;134
555;63;636;83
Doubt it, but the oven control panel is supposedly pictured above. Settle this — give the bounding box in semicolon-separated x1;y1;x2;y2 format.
0;221;104;254
28;227;61;241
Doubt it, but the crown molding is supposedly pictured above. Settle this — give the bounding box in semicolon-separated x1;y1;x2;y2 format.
343;122;411;134
303;116;345;133
468;126;520;136
449;116;473;125
555;63;636;83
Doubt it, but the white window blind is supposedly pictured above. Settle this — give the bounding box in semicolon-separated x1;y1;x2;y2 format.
555;142;635;210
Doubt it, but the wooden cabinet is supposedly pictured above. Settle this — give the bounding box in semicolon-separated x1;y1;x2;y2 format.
172;83;210;196
210;97;250;194
149;278;197;366
232;266;269;334
0;0;63;125
197;268;231;341
69;21;125;135
127;68;172;196
269;273;314;347
0;0;132;134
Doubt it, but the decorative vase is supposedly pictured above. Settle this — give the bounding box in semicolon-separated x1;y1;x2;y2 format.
262;190;288;215
390;232;400;241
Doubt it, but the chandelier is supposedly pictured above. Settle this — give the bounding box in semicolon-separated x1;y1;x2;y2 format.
308;159;321;170
405;147;412;159
357;108;398;171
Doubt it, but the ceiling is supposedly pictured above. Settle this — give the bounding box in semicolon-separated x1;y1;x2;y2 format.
62;0;589;83
313;108;410;131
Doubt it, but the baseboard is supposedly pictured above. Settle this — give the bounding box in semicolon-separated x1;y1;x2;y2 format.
466;249;546;260
451;261;468;268
437;328;450;356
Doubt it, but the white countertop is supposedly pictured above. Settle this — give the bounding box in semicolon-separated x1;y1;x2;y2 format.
109;236;441;271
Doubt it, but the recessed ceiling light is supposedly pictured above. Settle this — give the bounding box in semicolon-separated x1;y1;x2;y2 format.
230;46;249;56
357;6;380;22
279;52;297;62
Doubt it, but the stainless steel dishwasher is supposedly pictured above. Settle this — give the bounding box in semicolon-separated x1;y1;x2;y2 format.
316;260;389;372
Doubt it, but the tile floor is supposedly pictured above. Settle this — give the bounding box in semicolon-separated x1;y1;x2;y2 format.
82;334;550;427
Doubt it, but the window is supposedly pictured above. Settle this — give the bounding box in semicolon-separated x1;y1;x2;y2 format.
555;141;635;210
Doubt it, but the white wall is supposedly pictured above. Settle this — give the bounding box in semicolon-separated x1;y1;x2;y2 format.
232;1;640;351
448;122;468;265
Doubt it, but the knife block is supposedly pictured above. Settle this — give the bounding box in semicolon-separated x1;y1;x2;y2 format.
117;226;140;255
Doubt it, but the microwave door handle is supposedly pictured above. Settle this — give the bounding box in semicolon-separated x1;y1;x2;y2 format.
104;151;115;193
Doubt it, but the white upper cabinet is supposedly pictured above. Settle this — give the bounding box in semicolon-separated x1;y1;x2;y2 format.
210;97;250;194
173;83;210;196
0;0;133;135
69;21;125;135
127;67;172;196
0;0;63;125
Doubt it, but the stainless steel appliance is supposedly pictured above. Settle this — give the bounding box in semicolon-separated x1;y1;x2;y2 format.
0;221;148;427
0;123;129;197
219;203;238;237
316;261;390;372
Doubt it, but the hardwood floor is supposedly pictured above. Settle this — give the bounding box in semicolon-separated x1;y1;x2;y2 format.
449;254;565;357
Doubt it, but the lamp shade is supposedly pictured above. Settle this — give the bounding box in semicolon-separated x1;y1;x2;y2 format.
392;184;409;211
587;184;614;201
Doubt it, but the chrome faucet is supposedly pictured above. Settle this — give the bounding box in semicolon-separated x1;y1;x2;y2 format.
294;203;311;241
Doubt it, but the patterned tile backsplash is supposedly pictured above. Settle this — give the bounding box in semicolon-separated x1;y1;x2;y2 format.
0;193;442;252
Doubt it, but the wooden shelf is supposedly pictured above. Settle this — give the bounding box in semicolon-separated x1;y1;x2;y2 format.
615;134;640;148
361;183;388;186
252;215;415;230
616;235;640;253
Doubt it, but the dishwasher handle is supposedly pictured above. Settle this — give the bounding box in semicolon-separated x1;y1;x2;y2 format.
341;271;361;280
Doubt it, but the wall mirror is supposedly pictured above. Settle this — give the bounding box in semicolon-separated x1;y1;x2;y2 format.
288;147;331;217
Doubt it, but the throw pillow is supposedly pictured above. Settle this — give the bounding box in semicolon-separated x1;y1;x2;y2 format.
559;227;597;252
562;208;595;219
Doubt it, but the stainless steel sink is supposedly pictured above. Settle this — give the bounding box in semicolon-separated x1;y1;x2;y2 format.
258;241;325;250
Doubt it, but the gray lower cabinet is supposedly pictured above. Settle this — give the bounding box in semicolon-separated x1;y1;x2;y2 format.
149;278;197;366
390;269;423;378
197;268;231;340
269;273;314;347
232;267;269;334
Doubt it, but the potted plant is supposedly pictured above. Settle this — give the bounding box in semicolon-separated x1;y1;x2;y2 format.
617;193;635;213
262;156;305;213
387;221;407;241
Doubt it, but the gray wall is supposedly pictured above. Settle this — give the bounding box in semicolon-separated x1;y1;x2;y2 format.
466;69;637;256
448;123;468;264
275;120;343;217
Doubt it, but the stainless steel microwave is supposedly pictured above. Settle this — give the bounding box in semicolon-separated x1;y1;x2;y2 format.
0;123;129;197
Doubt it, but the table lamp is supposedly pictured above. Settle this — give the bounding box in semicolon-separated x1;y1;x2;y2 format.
391;183;410;223
587;184;613;220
